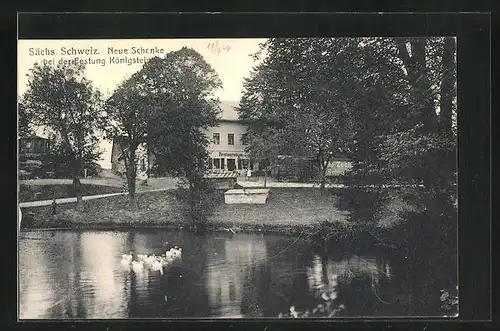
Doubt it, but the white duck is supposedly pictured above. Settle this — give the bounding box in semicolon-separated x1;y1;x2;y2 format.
121;252;133;264
131;260;144;270
120;258;131;265
171;246;182;259
137;254;148;262
150;259;164;273
143;255;155;266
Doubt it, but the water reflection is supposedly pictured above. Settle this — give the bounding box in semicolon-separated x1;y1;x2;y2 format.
304;254;390;316
19;230;445;319
78;232;129;318
205;234;268;317
19;234;56;319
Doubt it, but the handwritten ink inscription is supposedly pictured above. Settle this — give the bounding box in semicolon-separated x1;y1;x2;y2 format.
207;41;231;55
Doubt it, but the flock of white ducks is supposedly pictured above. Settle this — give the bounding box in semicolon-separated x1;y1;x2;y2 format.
121;246;182;275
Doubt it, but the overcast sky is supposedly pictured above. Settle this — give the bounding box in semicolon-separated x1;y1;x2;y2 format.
18;38;266;169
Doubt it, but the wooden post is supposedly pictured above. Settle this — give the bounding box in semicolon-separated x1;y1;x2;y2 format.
264;166;267;188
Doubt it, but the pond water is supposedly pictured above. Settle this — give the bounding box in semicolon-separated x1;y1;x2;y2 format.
19;229;446;319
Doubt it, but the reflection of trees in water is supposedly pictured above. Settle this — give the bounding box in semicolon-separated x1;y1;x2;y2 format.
159;234;210;318
19;234;57;318
239;235;318;317
304;254;385;316
204;235;268;317
271;250;448;318
20;232;92;319
240;263;267;317
58;232;86;318
333;187;457;317
322;251;448;317
387;253;446;316
307;255;380;290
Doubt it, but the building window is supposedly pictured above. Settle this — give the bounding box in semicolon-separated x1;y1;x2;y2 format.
228;133;234;146
238;159;250;170
241;134;247;145
213;158;221;169
213;133;220;145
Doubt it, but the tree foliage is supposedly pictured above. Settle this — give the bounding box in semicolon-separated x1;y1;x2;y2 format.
125;47;222;228
241;37;457;303
105;73;152;209
344;37;457;189
18;102;33;138
21;62;105;209
239;38;380;188
40;138;102;179
344;37;457;294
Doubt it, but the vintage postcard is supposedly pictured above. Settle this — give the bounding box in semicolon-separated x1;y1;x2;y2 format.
18;36;458;319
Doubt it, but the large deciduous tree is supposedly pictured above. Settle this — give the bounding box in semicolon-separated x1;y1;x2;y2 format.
22;62;104;210
18;102;33;138
239;38;365;188
105;73;152;210
133;48;222;229
344;37;458;297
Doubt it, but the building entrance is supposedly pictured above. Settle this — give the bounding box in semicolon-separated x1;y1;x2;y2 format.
227;158;236;171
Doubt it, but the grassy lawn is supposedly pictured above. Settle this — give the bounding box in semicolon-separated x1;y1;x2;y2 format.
18;184;126;202
210;188;348;227
21;188;349;230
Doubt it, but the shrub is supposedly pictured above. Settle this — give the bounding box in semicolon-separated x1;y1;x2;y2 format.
306;220;377;253
174;177;217;232
440;288;459;317
278;290;345;318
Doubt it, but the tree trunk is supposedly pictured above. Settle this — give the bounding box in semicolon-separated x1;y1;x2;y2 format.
397;39;437;134
439;37;456;135
320;158;330;190
146;141;151;184
124;147;138;211
320;166;327;190
73;176;84;211
146;122;153;183
63;136;83;211
127;175;137;210
412;40;437;134
188;180;196;229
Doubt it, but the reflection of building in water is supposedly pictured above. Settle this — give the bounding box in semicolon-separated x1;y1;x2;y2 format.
306;255;382;299
79;232;129;318
205;237;268;317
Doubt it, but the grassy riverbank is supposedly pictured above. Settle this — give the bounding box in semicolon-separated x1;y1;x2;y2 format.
20;188;349;232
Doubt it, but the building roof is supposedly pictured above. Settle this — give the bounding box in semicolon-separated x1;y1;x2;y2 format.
219;101;240;121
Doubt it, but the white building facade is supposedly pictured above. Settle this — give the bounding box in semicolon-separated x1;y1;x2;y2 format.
110;101;259;177
205;101;258;175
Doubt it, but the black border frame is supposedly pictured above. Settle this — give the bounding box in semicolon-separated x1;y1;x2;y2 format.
8;12;492;331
